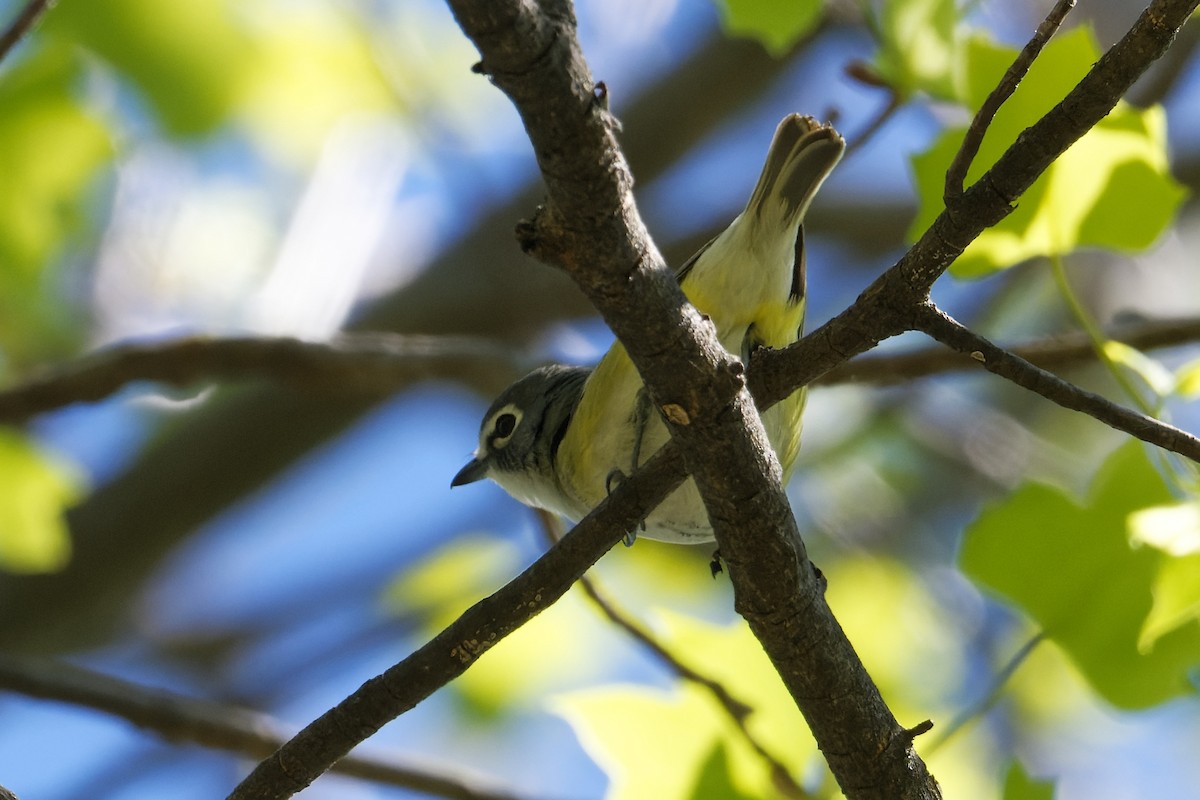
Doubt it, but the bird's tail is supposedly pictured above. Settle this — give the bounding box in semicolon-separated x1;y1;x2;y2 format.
744;114;845;242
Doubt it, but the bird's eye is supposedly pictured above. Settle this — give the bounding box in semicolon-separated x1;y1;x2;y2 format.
494;413;517;437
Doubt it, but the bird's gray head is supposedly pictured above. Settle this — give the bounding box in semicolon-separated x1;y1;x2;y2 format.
451;365;589;510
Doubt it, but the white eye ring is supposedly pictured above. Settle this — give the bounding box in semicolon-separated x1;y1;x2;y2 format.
487;406;522;449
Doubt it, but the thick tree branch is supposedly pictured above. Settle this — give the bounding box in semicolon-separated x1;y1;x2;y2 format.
0;654;527;800
449;2;937;799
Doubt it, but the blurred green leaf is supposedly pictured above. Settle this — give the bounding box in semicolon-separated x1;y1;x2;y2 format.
0;45;111;364
1001;760;1055;800
46;0;254;136
0;428;82;573
909;29;1187;277
686;744;757;800
871;0;961;99
557;683;758;800
713;0;823;56
384;532;521;621
961;442;1200;708
237;4;401;164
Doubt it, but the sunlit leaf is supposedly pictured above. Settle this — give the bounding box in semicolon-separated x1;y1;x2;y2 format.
557;685;729;800
1129;502;1200;650
1102;340;1175;401
1001;760;1055;800
961;442;1200;708
871;0;961;99
0;429;82;573
909;29;1187;277
1138;552;1200;653
46;0;254;136
1175;359;1200;398
713;0;824;57
654;610;816;765
384;532;521;620
556;608;817;799
1130;502;1200;557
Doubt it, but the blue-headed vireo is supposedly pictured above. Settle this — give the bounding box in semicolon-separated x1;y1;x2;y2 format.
452;114;845;544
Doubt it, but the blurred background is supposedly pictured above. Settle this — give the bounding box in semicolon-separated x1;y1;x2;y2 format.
1;0;1199;798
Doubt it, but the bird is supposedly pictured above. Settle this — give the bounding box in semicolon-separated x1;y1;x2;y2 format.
452;114;845;545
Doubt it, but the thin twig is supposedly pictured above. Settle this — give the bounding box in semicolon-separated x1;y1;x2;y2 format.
0;0;54;64
1049;256;1156;415
0;652;533;800
844;86;902;160
820;315;1200;387
912;303;1200;462
944;0;1076;199
533;510;811;800
926;632;1046;754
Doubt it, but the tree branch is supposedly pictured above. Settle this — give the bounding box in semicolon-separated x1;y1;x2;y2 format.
0;0;53;63
821;316;1200;386
944;0;1076;199
911;303;1200;460
0;334;522;424
448;1;938;798
0;653;531;800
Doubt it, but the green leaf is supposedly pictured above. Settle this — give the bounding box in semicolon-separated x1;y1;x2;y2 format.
557;685;725;800
961;442;1200;708
713;0;823;56
46;0;254;136
686;744;757;800
909;29;1188;278
870;0;961;99
1175;358;1200;398
383;532;521;621
1001;760;1055;800
0;429;82;573
0;45;111;363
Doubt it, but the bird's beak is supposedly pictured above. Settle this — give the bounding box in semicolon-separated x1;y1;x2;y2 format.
451;456;489;487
